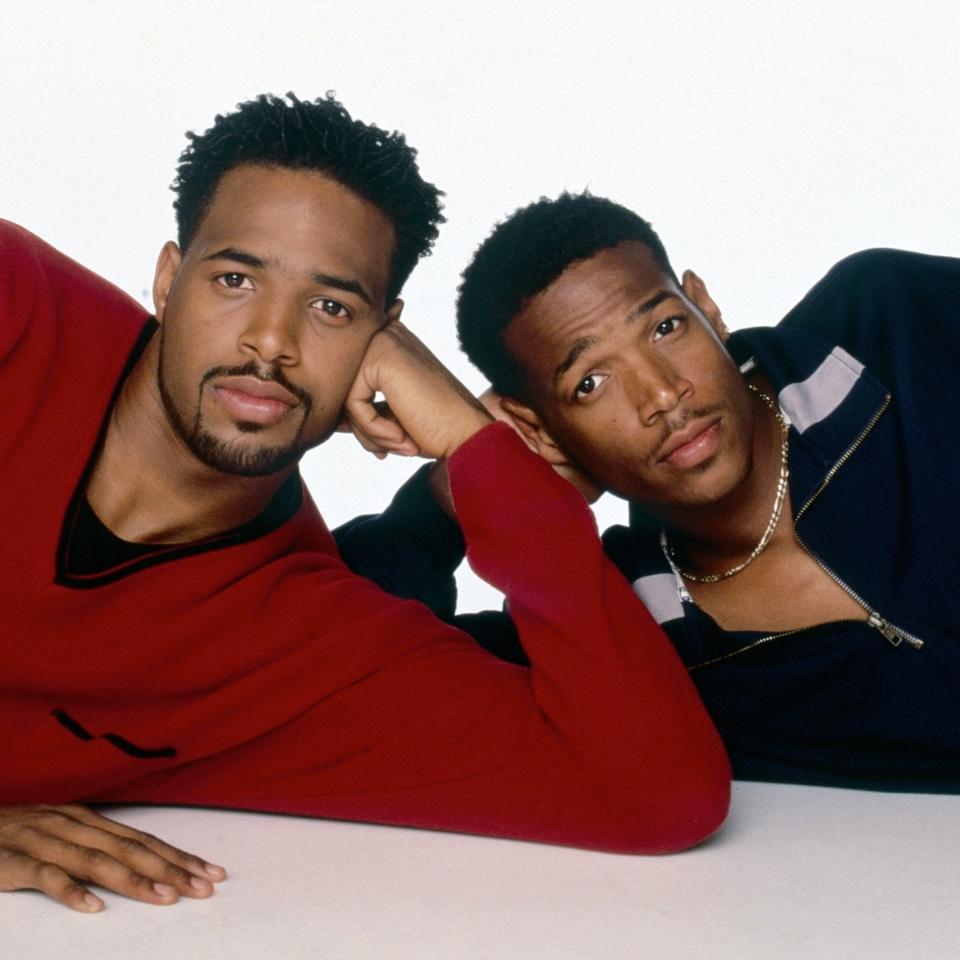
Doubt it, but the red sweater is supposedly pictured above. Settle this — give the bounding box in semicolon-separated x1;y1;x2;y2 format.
0;221;730;853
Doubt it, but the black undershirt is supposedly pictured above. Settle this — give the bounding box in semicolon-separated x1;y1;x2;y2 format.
64;474;302;578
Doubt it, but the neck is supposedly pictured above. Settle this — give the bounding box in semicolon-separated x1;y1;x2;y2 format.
87;337;293;544
659;379;788;574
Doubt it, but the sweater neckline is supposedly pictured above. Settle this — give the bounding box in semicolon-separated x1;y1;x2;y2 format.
54;319;303;589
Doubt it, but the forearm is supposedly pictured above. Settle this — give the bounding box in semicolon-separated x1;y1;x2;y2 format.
333;464;526;661
450;426;730;796
74;426;729;854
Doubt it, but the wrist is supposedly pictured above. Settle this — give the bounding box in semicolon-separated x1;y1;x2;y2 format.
441;407;494;459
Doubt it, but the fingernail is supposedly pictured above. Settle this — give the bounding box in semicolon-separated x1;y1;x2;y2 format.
153;882;177;897
83;893;104;912
202;861;226;879
189;876;211;893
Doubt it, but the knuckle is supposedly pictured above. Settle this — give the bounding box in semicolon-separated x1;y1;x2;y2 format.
127;870;158;892
81;846;109;867
35;861;69;889
158;860;191;884
116;835;147;857
33;810;70;831
6;823;41;846
0;848;29;881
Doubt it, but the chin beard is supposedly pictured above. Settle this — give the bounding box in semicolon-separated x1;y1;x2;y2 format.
179;426;306;477
158;353;313;478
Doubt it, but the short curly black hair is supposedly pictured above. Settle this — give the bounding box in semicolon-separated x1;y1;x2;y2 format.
172;92;444;302
457;191;675;396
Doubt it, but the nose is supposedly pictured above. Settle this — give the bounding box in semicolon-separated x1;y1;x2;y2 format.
238;299;300;367
628;356;692;425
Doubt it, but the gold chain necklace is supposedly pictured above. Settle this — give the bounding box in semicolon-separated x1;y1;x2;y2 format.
660;384;790;584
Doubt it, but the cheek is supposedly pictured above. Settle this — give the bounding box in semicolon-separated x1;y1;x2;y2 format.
158;323;197;391
161;303;221;369
571;396;645;456
300;333;371;406
559;413;635;478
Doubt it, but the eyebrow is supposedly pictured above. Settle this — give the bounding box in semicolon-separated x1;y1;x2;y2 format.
203;247;373;306
552;289;680;384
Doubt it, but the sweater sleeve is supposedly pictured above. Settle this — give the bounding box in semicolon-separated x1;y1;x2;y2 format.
95;425;731;854
333;462;527;663
332;463;466;620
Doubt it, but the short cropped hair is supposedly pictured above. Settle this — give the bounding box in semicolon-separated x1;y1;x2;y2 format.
172;92;444;302
457;192;674;396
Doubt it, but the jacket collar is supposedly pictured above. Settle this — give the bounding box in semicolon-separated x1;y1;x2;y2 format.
626;322;891;626
727;325;890;511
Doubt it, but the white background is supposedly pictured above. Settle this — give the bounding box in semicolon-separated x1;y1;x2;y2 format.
2;0;958;608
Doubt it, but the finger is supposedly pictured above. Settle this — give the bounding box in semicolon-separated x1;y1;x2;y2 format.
341;360;407;444
62;807;226;883
17;808;218;899
56;825;218;898
354;431;419;458
20;832;193;904
335;400;396;434
342;409;420;458
344;396;409;447
0;850;103;913
367;402;422;455
343;419;403;458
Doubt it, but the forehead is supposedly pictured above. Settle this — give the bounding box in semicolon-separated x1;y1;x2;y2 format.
189;164;397;304
504;241;680;377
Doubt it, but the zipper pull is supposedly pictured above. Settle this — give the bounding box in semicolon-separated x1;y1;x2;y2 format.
868;612;924;650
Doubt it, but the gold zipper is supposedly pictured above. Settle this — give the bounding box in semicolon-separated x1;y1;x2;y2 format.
689;625;820;672
866;611;925;649
792;392;924;650
793;393;891;524
688;392;924;670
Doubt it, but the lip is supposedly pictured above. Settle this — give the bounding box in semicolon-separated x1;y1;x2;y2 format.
658;417;723;469
211;375;298;427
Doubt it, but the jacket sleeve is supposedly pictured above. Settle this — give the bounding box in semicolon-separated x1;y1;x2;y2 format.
334;463;528;663
332;463;465;620
97;425;731;854
779;248;960;385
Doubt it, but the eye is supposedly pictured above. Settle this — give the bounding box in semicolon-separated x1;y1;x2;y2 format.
216;272;253;290
313;298;352;322
652;315;684;340
574;372;608;401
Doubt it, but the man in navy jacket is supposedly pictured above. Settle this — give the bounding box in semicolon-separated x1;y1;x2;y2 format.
337;192;960;792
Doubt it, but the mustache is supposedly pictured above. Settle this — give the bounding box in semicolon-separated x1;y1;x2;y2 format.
653;404;725;454
201;361;314;410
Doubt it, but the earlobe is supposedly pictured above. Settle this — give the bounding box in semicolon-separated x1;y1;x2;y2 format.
681;269;728;341
152;242;182;325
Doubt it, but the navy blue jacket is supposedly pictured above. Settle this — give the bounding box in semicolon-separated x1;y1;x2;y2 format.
336;250;960;792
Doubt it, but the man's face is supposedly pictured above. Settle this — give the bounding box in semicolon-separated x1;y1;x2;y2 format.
503;241;755;512
153;164;399;477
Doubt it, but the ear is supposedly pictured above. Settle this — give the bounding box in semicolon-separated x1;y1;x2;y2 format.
385;298;404;325
681;269;729;341
498;395;567;464
153;241;182;325
499;394;603;504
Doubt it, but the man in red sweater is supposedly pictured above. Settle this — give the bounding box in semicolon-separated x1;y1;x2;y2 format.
0;94;728;913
